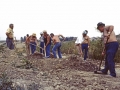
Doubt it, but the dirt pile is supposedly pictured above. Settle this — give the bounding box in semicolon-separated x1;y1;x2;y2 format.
62;55;98;72
0;43;120;90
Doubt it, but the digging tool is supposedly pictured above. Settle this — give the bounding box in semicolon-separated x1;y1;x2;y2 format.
13;37;17;50
29;43;45;56
44;43;46;57
94;30;113;73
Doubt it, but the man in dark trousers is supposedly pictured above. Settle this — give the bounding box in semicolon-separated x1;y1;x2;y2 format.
6;24;14;50
43;30;51;58
50;33;65;58
96;22;119;77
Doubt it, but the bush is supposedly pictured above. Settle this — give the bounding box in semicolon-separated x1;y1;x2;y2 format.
60;40;120;63
61;41;78;54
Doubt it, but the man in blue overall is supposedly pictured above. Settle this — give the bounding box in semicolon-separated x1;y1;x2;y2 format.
6;24;14;50
50;33;65;58
43;30;51;58
39;32;44;54
96;22;119;77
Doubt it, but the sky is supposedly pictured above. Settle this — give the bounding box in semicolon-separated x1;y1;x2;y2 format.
0;0;120;40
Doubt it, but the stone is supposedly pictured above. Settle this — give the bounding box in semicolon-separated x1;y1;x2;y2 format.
44;86;54;90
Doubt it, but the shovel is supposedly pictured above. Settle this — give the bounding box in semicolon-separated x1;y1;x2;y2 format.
94;30;113;74
29;43;45;55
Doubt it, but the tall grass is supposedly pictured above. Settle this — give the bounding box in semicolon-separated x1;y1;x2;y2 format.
60;40;120;63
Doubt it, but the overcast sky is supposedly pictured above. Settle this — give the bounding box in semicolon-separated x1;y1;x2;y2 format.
0;0;120;40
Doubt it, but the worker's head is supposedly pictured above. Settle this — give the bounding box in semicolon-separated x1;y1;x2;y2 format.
82;30;88;37
32;33;36;38
50;33;54;38
26;34;29;37
40;32;43;36
97;22;105;32
43;30;47;36
9;24;14;29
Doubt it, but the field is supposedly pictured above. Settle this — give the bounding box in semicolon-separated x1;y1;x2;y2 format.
0;41;120;90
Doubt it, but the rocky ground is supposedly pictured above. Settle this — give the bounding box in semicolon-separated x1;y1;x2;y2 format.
0;42;120;90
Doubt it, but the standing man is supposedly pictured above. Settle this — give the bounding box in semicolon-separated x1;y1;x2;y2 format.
25;34;30;56
39;32;44;54
20;37;23;43
24;36;26;42
6;24;14;50
50;33;65;58
81;30;90;61
43;30;51;58
96;22;119;77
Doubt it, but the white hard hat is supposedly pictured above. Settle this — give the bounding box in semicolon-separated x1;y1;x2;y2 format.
43;30;47;33
40;32;43;34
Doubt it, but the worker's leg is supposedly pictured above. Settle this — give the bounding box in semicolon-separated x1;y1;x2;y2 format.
52;43;58;58
84;44;88;60
57;43;62;58
46;44;51;58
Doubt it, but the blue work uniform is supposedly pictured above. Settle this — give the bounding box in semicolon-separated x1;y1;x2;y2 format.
52;42;62;58
102;42;119;77
81;37;89;60
30;37;37;54
44;35;51;58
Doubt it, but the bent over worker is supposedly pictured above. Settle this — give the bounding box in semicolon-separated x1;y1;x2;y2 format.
29;33;38;54
43;30;51;58
50;33;65;58
6;24;14;50
96;22;119;77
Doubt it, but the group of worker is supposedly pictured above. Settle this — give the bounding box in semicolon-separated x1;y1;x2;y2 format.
5;22;119;77
25;30;65;58
6;25;65;58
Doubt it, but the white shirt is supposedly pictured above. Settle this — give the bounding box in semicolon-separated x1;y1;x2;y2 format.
39;36;44;42
75;36;83;44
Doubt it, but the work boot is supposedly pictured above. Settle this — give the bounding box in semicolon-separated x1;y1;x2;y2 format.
94;70;108;75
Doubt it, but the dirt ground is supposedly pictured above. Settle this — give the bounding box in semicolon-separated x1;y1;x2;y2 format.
0;42;120;90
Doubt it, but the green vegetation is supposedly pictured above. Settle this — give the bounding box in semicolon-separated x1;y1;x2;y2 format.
61;40;120;63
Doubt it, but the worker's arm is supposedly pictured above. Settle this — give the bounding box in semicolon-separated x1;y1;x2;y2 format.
45;36;50;47
79;44;83;55
58;34;65;40
104;25;114;37
6;29;11;37
52;38;56;44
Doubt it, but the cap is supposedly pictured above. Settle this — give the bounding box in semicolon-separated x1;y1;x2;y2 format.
83;30;88;35
97;22;105;29
32;33;36;36
40;32;43;34
43;30;47;33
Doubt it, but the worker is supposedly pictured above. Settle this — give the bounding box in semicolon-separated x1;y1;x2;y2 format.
39;32;44;54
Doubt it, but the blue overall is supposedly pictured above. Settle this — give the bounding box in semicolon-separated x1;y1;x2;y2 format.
44;37;51;58
40;42;44;54
6;38;14;50
81;43;88;60
30;42;36;54
52;42;62;58
102;42;119;77
46;43;51;57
